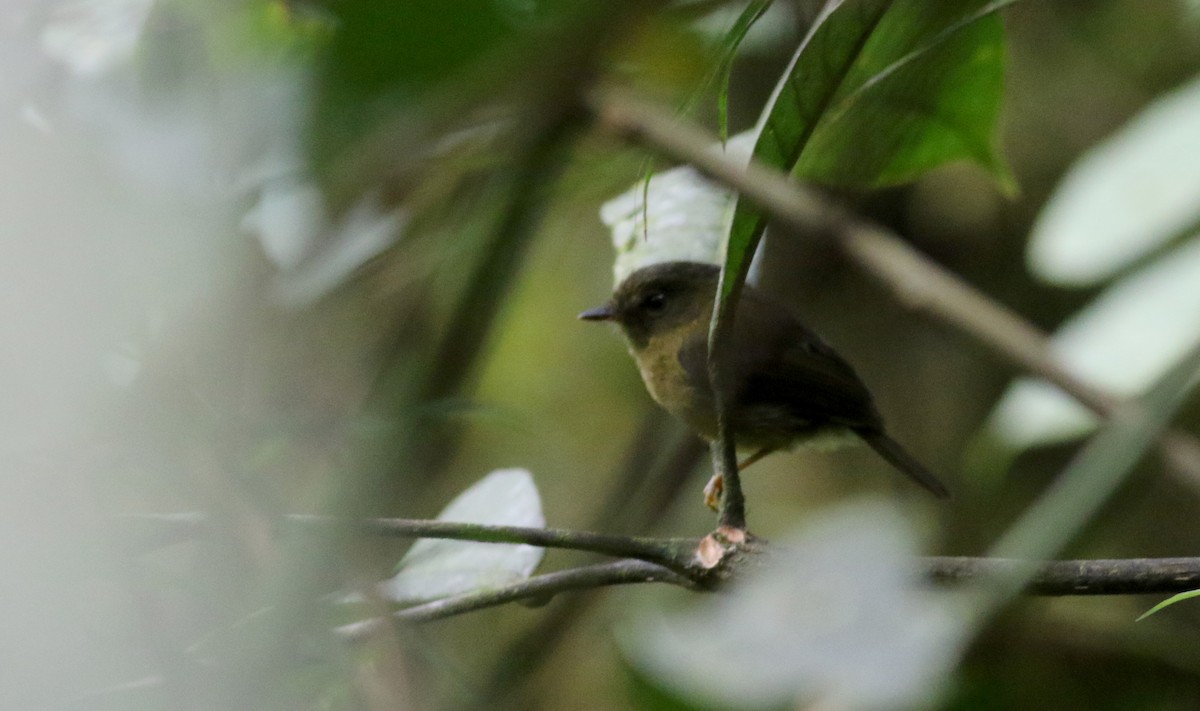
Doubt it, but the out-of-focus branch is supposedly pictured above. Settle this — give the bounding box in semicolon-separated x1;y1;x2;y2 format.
586;86;1200;487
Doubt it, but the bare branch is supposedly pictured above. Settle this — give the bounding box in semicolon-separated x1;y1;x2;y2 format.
341;549;1200;631
338;559;690;637
927;556;1200;596
586;86;1200;487
287;514;700;573
120;513;1200;600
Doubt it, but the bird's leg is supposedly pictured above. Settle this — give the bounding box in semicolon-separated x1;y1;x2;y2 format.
703;447;775;511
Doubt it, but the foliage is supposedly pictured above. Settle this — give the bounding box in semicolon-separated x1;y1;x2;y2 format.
719;0;1011;320
7;0;1200;709
991;74;1200;448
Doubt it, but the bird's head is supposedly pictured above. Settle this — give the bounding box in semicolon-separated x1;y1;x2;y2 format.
579;261;720;349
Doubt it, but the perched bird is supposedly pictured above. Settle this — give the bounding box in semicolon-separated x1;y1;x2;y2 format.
580;261;949;509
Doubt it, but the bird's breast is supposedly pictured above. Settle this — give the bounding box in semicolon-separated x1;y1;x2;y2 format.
632;328;717;439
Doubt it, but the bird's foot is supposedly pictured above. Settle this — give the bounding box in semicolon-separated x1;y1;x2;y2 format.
703;473;724;511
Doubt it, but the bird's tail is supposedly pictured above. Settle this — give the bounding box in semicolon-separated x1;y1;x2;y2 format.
856;429;951;499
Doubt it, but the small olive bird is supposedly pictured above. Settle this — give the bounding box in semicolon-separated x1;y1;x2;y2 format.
580;261;949;509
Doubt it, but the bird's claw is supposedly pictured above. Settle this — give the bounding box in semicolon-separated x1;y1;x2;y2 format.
703;473;724;512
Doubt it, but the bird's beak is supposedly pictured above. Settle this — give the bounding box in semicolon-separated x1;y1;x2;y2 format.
578;304;614;321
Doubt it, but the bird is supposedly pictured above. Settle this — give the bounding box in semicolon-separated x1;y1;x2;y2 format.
579;260;949;509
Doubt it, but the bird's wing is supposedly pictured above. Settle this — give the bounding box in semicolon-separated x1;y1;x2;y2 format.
741;306;882;428
677;291;882;429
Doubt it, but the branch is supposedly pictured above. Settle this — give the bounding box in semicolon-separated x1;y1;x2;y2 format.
927;556;1200;596
479;422;707;704
712;437;747;532
121;513;1200;620
286;514;700;573
339;549;1200;632
587;86;1200;487
337;559;689;637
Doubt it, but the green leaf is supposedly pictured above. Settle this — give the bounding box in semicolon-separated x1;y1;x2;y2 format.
619;1;772;284
676;1;775;125
714;0;774;143
792;1;1012;188
1137;588;1200;621
720;0;1012;307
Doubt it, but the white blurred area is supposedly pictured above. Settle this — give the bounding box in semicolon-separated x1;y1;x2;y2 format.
989;72;1200;450
0;1;354;705
2;0;407;465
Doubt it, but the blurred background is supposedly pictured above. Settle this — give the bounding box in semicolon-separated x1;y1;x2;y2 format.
4;0;1200;708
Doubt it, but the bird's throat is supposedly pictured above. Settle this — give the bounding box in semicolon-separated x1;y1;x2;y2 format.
632;326;717;439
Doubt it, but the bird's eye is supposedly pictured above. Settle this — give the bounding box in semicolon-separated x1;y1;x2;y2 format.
641;291;667;313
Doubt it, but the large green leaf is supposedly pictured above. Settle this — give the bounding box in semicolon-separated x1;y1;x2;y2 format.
794;2;1009;187
719;0;1011;307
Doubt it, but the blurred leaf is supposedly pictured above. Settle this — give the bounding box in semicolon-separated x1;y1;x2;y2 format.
243;182;409;305
308;0;519;172
1137;588;1200;621
379;468;545;604
623;654;778;711
1028;72;1200;286
721;0;1011;308
63;675;168;711
240;0;335;57
623;501;968;711
41;0;155;76
978;341;1200;611
988;234;1200;448
617;14;712;98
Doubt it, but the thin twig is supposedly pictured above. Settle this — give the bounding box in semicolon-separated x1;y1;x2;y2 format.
338;559;689;636
287;514;700;573
587;86;1200;487
335;551;1200;633
927;556;1200;596
122;512;1200;597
